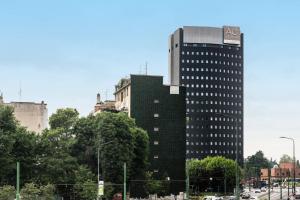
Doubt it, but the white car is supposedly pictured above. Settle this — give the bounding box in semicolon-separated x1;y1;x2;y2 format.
254;189;261;193
203;196;223;200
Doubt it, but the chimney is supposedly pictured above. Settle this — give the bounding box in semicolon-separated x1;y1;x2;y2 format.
97;93;101;104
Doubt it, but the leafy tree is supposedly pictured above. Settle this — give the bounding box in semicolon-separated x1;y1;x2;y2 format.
95;112;135;198
146;172;164;195
244;150;271;180
72;115;97;173
20;183;40;200
49;108;79;131
0;105;17;185
40;184;55;200
188;156;240;194
280;154;293;163
129;127;149;197
74;165;97;200
0;185;15;200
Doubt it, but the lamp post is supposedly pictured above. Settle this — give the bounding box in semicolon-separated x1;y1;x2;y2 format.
216;113;240;200
279;136;296;195
97;140;114;200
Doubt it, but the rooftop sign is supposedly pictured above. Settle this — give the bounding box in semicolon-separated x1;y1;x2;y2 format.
223;26;241;45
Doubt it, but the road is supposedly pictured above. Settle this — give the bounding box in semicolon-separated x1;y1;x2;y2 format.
245;187;299;200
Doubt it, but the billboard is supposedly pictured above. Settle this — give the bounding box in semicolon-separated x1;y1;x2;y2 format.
223;26;241;45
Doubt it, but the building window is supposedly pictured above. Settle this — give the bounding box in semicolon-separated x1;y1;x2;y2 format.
154;127;159;132
154;113;159;118
154;99;159;103
154;155;159;159
154;141;159;145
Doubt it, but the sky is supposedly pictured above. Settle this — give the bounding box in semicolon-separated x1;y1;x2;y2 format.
0;0;299;161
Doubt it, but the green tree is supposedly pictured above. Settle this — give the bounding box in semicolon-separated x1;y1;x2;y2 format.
72;115;97;173
188;156;240;194
74;165;97;200
244;150;271;181
0;185;15;200
0;105;17;185
279;154;293;163
40;184;55;200
20;183;40;200
95;112;135;198
129;127;149;197
49;108;79;131
146;172;164;195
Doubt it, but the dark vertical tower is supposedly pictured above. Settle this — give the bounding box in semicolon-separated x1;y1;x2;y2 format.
169;26;244;163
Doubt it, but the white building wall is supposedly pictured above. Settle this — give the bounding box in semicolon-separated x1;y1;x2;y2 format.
4;102;48;134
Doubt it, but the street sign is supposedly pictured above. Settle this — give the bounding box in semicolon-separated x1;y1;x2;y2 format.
98;181;104;196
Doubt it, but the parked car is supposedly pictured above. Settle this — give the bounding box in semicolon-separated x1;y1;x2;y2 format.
261;187;267;192
254;189;261;193
241;193;250;199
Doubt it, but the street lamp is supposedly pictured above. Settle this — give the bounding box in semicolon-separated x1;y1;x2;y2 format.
215;113;240;200
97;140;114;200
279;136;296;195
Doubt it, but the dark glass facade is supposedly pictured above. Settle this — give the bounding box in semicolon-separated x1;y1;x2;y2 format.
169;26;244;164
129;75;186;193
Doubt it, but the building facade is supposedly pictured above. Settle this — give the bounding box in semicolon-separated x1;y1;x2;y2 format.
115;75;186;192
94;93;116;114
0;95;48;133
169;26;244;163
261;163;300;181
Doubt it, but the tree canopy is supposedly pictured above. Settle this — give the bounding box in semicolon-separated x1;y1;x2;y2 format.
188;156;241;194
0;105;150;199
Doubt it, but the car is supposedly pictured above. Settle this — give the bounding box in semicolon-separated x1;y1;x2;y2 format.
261;187;267;192
250;197;258;200
254;189;261;193
241;193;250;199
203;196;223;200
273;183;279;187
295;194;300;199
227;196;236;200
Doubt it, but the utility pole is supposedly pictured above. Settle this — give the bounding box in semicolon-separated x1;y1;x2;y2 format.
123;163;126;200
234;118;240;200
268;167;271;200
97;141;114;200
185;161;189;200
16;162;20;200
288;176;290;198
279;137;296;195
224;168;227;195
280;168;282;200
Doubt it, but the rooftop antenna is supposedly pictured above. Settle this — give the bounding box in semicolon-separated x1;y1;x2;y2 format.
105;89;108;101
145;61;148;75
19;81;22;101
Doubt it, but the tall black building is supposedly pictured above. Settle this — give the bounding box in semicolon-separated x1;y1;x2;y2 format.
169;26;244;163
115;75;186;193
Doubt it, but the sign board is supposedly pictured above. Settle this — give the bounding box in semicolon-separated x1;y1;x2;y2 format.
98;181;104;196
223;26;241;45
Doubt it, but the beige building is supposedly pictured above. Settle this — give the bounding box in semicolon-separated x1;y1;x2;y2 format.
93;93;116;115
0;95;48;134
114;78;131;114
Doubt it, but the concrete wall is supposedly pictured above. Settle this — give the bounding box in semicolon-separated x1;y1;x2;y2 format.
5;102;48;134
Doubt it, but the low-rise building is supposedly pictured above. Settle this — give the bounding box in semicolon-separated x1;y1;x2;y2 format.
94;93;116;114
0;94;48;134
261;163;300;181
